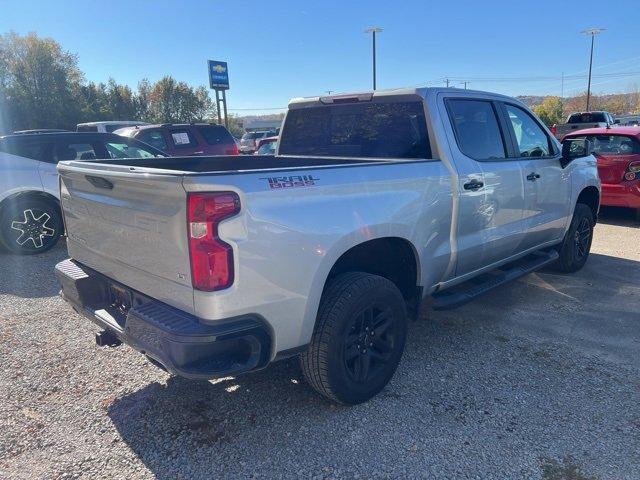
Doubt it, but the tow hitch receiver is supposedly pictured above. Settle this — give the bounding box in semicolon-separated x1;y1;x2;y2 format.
95;330;122;347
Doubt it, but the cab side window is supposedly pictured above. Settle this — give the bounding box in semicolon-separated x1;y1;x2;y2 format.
446;99;506;160
169;129;198;148
504;104;552;158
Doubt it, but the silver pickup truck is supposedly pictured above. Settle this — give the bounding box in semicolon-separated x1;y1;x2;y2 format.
56;88;600;404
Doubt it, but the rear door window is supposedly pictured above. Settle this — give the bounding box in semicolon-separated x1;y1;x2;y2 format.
54;142;99;162
196;125;234;145
169;129;198;148
446;99;506;160
138;130;168;151
279;101;431;159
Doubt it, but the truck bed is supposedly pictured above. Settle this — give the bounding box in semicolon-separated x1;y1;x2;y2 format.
75;154;380;175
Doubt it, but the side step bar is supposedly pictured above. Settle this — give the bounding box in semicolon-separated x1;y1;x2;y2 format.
432;250;559;311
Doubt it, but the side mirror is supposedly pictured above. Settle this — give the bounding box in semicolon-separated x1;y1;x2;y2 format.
561;138;593;168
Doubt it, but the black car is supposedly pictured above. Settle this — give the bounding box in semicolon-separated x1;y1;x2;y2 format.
0;132;166;254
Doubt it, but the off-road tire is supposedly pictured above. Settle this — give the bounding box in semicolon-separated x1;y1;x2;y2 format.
553;203;594;273
300;272;408;405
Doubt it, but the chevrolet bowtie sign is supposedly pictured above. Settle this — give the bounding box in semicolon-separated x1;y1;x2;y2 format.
208;60;229;90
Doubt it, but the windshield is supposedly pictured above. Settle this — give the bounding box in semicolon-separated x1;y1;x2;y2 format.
568;113;607;124
279;101;431;159
257;139;277;155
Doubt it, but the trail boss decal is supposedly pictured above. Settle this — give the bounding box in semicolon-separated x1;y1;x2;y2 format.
260;175;319;189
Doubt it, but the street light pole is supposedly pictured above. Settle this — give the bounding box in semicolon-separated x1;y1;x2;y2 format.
365;27;383;90
581;28;605;111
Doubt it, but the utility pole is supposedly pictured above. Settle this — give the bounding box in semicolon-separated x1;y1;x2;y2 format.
462;81;469;90
561;72;564;98
445;78;450;88
581;28;605;111
325;90;334;95
365;27;383;90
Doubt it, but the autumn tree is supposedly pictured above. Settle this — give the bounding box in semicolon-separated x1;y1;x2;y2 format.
533;96;564;126
0;31;84;132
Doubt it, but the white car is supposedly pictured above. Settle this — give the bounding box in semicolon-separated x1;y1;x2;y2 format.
76;121;148;133
0;132;165;254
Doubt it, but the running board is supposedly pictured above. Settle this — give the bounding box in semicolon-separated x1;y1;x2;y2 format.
432;250;559;310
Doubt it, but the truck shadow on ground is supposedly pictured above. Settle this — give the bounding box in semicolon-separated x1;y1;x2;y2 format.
0;240;67;298
597;206;639;227
106;252;640;479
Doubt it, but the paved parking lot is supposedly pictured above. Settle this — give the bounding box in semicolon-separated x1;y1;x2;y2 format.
1;208;638;480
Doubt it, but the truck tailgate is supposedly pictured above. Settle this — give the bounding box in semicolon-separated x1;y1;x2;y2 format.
58;162;195;313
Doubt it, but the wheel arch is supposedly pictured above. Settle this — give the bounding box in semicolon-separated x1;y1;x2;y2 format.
324;237;421;302
297;235;422;350
0;189;61;213
576;185;600;222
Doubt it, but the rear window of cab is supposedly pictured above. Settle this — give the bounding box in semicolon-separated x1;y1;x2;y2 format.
279;101;431;159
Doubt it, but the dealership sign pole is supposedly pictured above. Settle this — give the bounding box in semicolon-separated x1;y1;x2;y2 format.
208;60;230;127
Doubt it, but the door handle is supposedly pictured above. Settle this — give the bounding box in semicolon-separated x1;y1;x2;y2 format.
463;179;484;191
526;172;541;181
193;151;204;155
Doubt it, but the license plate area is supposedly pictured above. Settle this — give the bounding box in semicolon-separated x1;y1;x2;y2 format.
108;283;132;320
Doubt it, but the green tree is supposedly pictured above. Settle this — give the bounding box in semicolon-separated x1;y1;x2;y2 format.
146;76;216;123
0;32;84;132
532;96;564;126
105;78;137;119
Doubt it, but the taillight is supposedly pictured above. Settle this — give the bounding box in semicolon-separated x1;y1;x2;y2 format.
226;143;239;155
625;161;640;181
187;192;240;291
550;124;557;136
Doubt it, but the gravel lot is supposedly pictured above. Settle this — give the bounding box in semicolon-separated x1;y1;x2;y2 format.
1;207;639;480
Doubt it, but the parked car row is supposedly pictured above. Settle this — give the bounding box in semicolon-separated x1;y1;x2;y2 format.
115;123;238;156
240;130;277;154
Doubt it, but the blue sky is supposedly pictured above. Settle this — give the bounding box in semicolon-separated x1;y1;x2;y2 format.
2;0;639;114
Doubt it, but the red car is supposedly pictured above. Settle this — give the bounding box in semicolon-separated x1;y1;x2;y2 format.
114;123;238;156
564;127;640;213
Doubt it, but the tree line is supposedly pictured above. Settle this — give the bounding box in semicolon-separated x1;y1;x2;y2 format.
0;32;218;134
529;91;640;126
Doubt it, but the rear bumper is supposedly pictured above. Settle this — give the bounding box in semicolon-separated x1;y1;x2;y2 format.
602;181;640;209
55;259;272;380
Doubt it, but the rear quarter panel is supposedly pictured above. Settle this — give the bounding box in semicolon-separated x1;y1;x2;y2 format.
0;153;45;202
183;160;453;354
